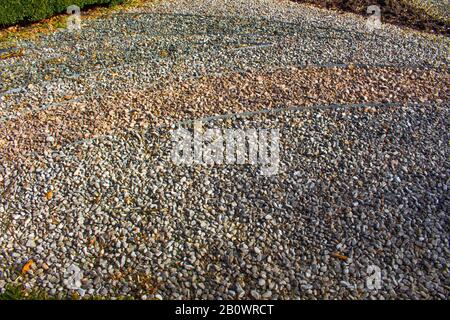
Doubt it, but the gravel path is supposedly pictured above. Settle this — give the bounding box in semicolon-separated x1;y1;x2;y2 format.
0;2;447;116
0;0;448;299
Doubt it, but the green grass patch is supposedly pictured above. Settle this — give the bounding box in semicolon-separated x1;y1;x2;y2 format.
0;284;57;300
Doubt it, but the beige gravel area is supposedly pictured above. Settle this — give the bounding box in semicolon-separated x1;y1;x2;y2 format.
0;65;448;166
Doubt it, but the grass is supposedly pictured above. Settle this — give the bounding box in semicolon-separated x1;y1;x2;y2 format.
293;0;449;36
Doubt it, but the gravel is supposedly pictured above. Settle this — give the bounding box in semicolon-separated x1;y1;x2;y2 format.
0;0;448;299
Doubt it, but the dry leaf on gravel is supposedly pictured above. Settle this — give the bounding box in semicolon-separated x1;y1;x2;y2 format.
159;49;169;58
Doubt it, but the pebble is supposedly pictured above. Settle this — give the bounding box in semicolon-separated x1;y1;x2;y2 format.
0;0;447;301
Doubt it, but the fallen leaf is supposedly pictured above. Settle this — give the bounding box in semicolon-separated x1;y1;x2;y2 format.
331;252;348;261
0;48;24;60
22;259;34;274
46;57;66;65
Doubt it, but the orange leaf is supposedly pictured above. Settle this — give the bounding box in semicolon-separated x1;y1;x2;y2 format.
22;259;34;274
45;190;53;200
